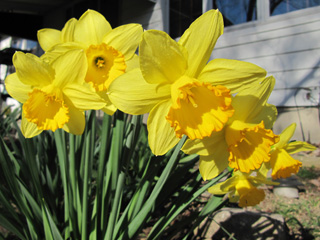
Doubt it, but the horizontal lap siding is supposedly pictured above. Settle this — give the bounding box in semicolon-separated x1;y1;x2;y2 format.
212;6;320;107
120;0;165;31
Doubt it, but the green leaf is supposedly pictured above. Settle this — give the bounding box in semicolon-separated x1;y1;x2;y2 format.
41;203;63;240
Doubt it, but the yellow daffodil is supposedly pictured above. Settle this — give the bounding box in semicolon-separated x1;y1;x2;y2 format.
182;76;279;180
5;50;106;138
37;9;143;115
263;123;317;179
108;9;267;155
209;171;276;207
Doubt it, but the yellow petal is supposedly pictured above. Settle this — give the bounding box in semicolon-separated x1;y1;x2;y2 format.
270;149;302;179
37;28;61;52
140;30;188;84
52;49;87;88
273;123;296;150
61;18;77;42
108;68;171;115
167;76;233;139
226;121;279;173
199;59;267;93
97;90;117;115
209;175;237;195
103;24;143;60
179;9;223;78
13;52;54;86
23;89;69;131
236;180;265;207
182;130;225;156
62;101;85;135
231;76;277;128
199;152;229;180
147;100;180;156
125;54;139;72
74;9;112;45
40;42;84;63
63;83;106;110
208;182;228;195
285;141;317;154
85;43;126;91
101;103;117;116
21;114;43;138
5;73;31;103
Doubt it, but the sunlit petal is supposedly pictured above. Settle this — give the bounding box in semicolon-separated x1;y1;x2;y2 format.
108;68;171;115
285;141;317;154
62;101;85;135
13;52;54;86
147;100;180;156
5;73;31;103
199;151;229;180
231;76;276;127
21;114;43;138
182;130;225;156
61;18;77;42
140;30;188;84
37;28;61;52
103;24;143;60
272;123;296;151
63;83;106;110
74;9;112;45
199;59;267;93
51;49;87;88
179;9;223;78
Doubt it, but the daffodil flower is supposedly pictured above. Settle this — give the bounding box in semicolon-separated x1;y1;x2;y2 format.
37;9;143;115
182;76;279;180
209;171;276;207
108;9;267;155
262;123;317;179
5;50;106;138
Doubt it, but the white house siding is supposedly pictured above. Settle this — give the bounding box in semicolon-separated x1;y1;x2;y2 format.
211;6;320;144
119;0;168;31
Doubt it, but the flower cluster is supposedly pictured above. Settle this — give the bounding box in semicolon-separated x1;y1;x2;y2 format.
5;9;316;207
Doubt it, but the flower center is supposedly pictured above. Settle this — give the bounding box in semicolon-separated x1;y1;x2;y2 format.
166;75;234;140
95;57;106;68
23;88;69;131
225;120;279;173
86;43;126;92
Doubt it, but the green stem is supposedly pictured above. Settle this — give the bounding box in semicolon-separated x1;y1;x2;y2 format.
54;131;70;240
81;112;96;240
95;113;111;239
118;136;187;240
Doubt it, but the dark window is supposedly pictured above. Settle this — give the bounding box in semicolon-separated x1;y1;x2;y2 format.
213;0;257;26
169;0;202;38
270;0;320;16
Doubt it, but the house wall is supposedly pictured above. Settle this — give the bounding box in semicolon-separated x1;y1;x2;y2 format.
119;0;168;31
211;6;320;144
